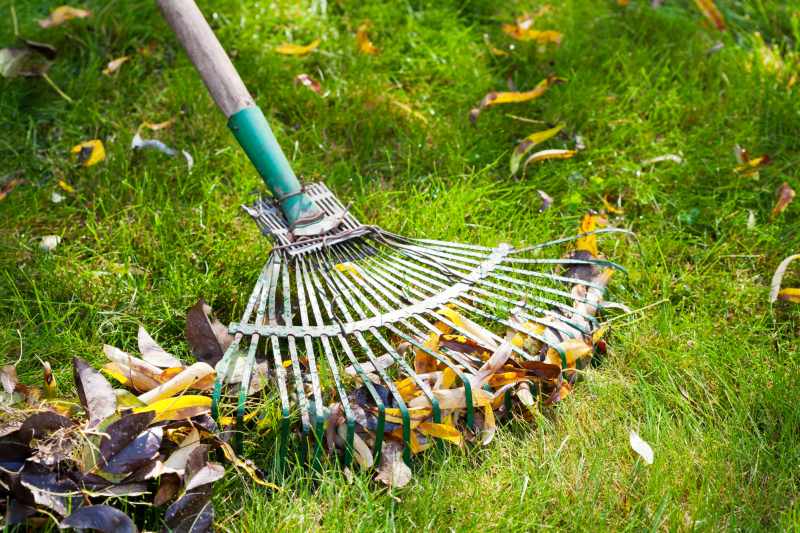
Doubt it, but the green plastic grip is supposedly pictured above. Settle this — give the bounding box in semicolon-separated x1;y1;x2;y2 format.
228;106;319;228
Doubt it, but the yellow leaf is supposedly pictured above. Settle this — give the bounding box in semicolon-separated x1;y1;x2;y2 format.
217;440;280;490
501;25;563;45
133;395;211;422
414;332;440;374
510;122;565;174
139;118;177;131
470;76;564;124
418;422;463;445
334;262;362;280
602;195;624;214
42;361;56;399
275;39;320;56
523;149;576;169
356;23;379;55
38;5;91;28
694;0;726;31
57;179;75;193
439;367;457;390
483;34;509;56
71;140;105;167
575;213;607;257
778;288;800;303
103;56;129;76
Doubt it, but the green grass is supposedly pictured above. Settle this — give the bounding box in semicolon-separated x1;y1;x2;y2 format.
2;0;800;530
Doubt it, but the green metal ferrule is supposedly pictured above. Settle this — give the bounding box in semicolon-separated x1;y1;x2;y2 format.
228;106;317;228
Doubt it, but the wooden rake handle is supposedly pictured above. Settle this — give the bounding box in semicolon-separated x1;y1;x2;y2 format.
156;0;253;117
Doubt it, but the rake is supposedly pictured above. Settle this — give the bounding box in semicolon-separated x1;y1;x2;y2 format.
158;0;630;470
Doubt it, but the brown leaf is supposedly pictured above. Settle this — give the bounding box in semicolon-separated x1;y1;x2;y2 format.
771;182;795;219
770;254;800;303
0;176;26;201
294;73;321;93
0;45;52;78
60;505;136;533
356;23;379;55
72;357;116;426
103;426;162;474
537;190;553;212
138;326;183;368
154;473;181;506
99;412;155;464
186;298;233;366
694;0;725;31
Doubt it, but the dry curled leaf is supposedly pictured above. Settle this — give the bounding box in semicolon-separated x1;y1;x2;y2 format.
356;23;379;55
537;190;553;212
275;39;320;56
694;0;725;31
38;5;91;28
510;122;565;174
0;176;25;201
73;356;116;427
641;154;683;166
294;73;321;94
71;140;105;167
771;182;795;220
186;299;233;366
470;76;564;124
0;44;53;78
60;505;136;533
770;254;800;303
40;235;61;252
523;148;576;169
501;25;562;45
103;56;129;76
629;430;654;465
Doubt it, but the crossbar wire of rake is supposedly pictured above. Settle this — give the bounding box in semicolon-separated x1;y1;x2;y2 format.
212;183;631;470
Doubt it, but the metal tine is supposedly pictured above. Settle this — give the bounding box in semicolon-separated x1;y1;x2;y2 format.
369;251;567;350
298;256;358;467
512;227;635;254
305;256;389;465
233;256;273;453
374;246;594;336
266;256;291;468
394;242;601;304
282;260;310;433
385;249;602;326
369;255;572;363
294;256;326;460
337;242;478;427
312;249;415;463
326;245;442;423
213;263;268;418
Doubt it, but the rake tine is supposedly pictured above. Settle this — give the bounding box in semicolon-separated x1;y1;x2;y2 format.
282;260;311;435
298;257;357;467
265;256;291;472
295;257;326;464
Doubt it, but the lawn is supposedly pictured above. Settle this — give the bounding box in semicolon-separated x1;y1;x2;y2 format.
2;0;800;530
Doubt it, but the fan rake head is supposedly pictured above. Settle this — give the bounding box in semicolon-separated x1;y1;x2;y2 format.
211;183;629;470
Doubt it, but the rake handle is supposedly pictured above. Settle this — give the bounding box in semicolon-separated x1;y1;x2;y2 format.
156;0;253;117
156;0;330;233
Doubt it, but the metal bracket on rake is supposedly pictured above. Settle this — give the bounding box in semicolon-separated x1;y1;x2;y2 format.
214;182;630;473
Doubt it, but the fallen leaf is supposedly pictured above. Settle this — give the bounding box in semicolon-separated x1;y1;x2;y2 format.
38;6;91;28
186;298;233;366
60;504;136;533
356;23;379;55
629;430;654;465
294;73;321;93
694;0;725;31
73;357;116;426
510;122;565;174
771;182;795;220
501;25;562;45
164;485;214;533
103;426;162;474
138;326;183;368
103;56;129;76
483;34;509;56
537;190;553;212
136;362;214;405
21;471;82;516
0;177;25;201
133;395;211;422
1;364;18;394
131;132;192;168
18;412;73;443
523;148;576;169
770;254;800;303
641;154;683;165
470;76;563;124
51;191;65;203
139;118;176;131
99;412;155;467
376;441;411;488
0;45;52;78
57;179;75;193
40;235;61;251
71;140;105;167
275;39;320;56
575;213;607;257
